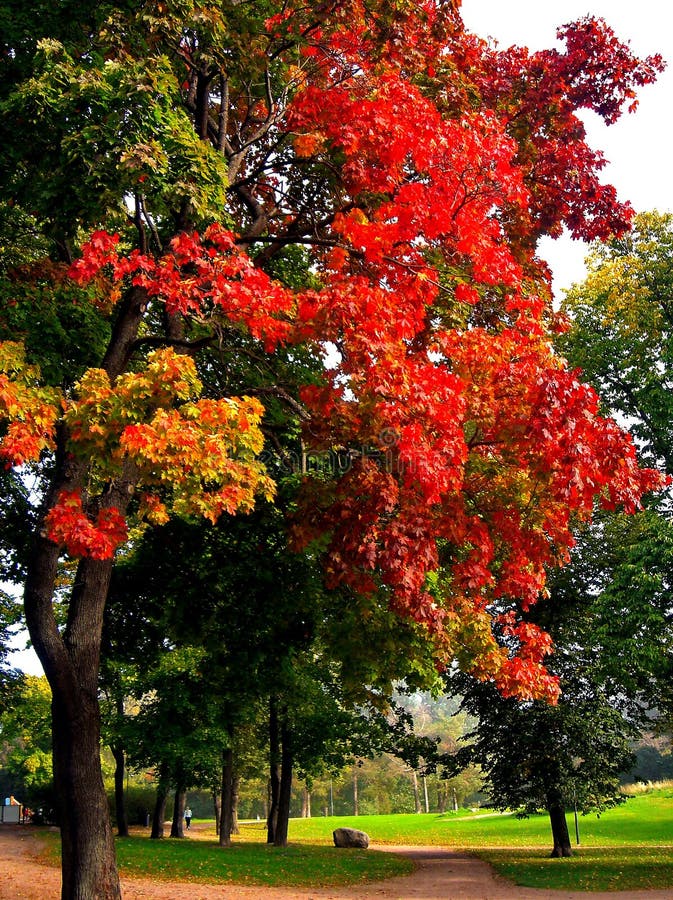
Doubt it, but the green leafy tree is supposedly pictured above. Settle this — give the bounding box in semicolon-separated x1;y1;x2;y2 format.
559;210;673;716
446;561;640;857
560;210;673;473
105;502;444;846
0;675;54;808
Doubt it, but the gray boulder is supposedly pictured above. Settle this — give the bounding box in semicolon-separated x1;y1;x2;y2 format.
332;826;370;849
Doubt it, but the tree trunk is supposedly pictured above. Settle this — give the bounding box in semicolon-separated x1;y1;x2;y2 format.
21;288;148;899
231;772;240;835
547;787;573;857
171;786;186;838
273;713;293;848
301;785;311;818
353;769;359;816
218;747;234;847
25;542;122;900
212;790;221;836
52;677;120;899
112;740;129;837
151;771;170;839
412;770;422;814
266;696;280;844
422;774;430;814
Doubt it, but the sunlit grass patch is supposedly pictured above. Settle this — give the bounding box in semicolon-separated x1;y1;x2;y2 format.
114;835;412;887
481;845;673;892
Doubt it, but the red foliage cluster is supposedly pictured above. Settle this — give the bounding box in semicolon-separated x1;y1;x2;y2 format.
5;2;667;699
44;491;128;560
71;226;295;351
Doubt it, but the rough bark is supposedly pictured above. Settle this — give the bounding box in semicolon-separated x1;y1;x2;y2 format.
354;770;360;816
273;713;293;848
25;549;121;900
547;787;573;858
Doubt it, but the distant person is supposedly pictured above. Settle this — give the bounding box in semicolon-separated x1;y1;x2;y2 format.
184;807;192;829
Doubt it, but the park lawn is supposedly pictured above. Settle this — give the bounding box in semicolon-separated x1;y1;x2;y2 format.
286;790;673;849
284;790;673;892
35;789;673;891
480;846;673;893
37;829;412;888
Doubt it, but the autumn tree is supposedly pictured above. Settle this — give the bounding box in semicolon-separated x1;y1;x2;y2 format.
0;3;665;897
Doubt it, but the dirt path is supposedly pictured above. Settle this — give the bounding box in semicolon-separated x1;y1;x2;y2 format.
2;826;673;899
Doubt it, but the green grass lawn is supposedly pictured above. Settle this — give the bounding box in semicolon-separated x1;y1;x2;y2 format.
36;788;673;892
114;836;413;887
281;788;673;891
38;828;412;888
286;790;673;849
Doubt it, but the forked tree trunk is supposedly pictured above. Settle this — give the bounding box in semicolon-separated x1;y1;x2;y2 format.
22;287;147;899
547;786;573;857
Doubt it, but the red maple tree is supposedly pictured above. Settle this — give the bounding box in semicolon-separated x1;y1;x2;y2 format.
0;3;665;894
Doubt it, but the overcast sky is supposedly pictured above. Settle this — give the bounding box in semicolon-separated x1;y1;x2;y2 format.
461;0;673;292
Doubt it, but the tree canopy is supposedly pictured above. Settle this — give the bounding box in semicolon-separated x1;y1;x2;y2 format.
0;3;665;896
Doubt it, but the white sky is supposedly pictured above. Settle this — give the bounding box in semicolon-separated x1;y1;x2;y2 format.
8;3;673;676
461;0;673;292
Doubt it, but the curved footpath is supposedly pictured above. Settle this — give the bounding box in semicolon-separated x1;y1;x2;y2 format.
2;826;673;900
